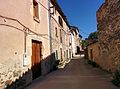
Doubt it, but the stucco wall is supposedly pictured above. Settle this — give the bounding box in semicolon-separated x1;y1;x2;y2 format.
0;0;50;88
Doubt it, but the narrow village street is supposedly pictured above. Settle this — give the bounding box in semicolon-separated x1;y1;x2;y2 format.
0;0;120;89
26;56;119;89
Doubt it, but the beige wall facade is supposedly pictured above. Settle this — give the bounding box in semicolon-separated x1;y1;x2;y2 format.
0;0;51;88
71;27;82;56
0;0;77;88
50;1;71;67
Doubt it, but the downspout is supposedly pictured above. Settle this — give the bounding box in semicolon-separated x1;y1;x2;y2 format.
48;0;52;55
48;0;53;71
23;28;28;66
24;28;27;53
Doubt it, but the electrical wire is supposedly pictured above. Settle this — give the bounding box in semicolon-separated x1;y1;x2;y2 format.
0;0;76;47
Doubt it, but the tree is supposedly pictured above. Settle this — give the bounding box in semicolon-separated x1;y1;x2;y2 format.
88;31;98;40
81;40;88;48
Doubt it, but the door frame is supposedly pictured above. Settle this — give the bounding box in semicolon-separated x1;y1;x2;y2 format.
31;40;42;79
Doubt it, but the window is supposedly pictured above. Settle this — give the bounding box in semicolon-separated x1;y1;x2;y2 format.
33;0;39;19
50;6;54;14
55;27;58;37
58;16;63;27
54;8;57;14
60;29;62;43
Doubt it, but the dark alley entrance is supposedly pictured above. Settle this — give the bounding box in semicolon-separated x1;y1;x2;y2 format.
26;56;119;89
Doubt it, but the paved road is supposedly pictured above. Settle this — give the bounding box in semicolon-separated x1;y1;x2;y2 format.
26;57;119;89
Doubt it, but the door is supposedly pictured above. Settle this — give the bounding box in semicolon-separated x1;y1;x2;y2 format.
32;40;42;79
90;49;93;60
66;50;68;60
60;48;63;61
69;49;71;59
56;50;58;60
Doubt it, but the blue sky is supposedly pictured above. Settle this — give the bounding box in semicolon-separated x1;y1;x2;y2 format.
57;0;104;39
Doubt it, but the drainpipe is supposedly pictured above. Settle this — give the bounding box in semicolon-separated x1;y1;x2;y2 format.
48;0;52;55
23;28;28;66
48;0;53;71
24;28;27;53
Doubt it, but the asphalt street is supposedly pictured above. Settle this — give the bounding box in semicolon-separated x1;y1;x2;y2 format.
26;57;119;89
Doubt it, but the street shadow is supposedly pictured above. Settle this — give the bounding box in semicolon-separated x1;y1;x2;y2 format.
5;53;59;89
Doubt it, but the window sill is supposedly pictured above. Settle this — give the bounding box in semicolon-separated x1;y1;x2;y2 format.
33;16;40;23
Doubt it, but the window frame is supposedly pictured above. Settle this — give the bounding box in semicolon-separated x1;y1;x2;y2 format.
33;0;40;22
58;16;63;27
55;27;58;37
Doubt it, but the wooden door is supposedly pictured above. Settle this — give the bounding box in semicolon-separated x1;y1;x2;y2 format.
90;49;93;60
32;40;42;79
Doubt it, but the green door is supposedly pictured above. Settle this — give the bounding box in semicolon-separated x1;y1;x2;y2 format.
56;50;58;60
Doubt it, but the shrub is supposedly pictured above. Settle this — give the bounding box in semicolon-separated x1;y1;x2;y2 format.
87;60;92;64
112;70;120;87
87;60;99;68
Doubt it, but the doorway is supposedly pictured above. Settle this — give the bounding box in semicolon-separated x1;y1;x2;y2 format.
32;40;42;79
60;48;63;61
90;49;93;60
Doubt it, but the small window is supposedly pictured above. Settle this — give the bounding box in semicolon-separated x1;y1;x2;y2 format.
33;0;39;19
58;16;63;27
54;8;57;14
55;27;58;37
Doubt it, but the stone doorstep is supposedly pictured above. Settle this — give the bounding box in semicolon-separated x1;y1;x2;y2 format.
57;61;66;69
74;55;81;57
58;59;72;68
65;59;71;64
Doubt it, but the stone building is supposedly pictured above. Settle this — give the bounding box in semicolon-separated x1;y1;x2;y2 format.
0;0;81;88
50;0;71;68
96;0;120;71
0;0;51;88
70;26;82;56
87;41;101;65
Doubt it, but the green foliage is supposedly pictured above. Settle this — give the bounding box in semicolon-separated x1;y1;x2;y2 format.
88;32;98;40
81;40;88;47
112;70;120;87
87;60;99;68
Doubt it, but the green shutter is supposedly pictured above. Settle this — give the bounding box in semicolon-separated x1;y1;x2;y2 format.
56;50;58;60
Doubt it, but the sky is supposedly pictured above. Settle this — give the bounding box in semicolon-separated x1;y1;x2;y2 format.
57;0;105;39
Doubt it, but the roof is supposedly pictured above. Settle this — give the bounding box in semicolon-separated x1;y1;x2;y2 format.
70;26;79;35
51;0;70;27
86;39;98;47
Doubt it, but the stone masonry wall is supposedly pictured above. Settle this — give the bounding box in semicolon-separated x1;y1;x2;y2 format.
96;0;120;72
87;42;100;65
